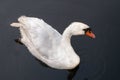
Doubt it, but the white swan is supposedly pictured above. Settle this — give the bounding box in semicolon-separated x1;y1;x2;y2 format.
11;16;95;69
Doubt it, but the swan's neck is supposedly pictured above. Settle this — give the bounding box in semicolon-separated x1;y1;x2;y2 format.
62;27;72;44
61;26;80;68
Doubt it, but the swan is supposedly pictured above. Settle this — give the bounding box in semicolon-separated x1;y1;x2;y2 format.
10;16;95;70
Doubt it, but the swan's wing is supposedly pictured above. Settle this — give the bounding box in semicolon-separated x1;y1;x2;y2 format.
11;16;62;59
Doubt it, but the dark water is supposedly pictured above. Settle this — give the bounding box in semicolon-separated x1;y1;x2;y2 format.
0;0;120;80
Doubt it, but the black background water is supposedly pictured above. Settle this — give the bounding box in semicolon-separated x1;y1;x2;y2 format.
0;0;120;80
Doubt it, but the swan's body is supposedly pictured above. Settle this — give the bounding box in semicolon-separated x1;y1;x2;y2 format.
11;16;95;69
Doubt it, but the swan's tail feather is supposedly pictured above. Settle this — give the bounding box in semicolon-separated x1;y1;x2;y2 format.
10;23;22;27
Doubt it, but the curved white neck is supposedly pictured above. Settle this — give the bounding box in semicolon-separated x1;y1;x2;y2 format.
61;26;80;66
61;26;76;56
62;27;72;44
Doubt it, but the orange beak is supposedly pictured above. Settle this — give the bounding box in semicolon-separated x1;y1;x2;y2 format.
85;31;95;38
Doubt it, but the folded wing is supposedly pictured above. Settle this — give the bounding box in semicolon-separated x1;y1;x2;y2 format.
11;16;62;59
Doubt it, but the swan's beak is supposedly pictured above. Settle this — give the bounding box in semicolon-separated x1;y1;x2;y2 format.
85;31;95;38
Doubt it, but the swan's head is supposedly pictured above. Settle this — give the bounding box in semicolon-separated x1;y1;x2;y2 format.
69;22;95;38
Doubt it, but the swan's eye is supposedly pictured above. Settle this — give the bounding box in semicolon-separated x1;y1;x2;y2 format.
83;28;92;33
89;31;92;33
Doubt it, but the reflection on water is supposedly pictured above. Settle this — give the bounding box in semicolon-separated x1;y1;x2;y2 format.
34;53;105;80
35;57;79;80
34;53;106;80
67;65;79;80
35;56;81;80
